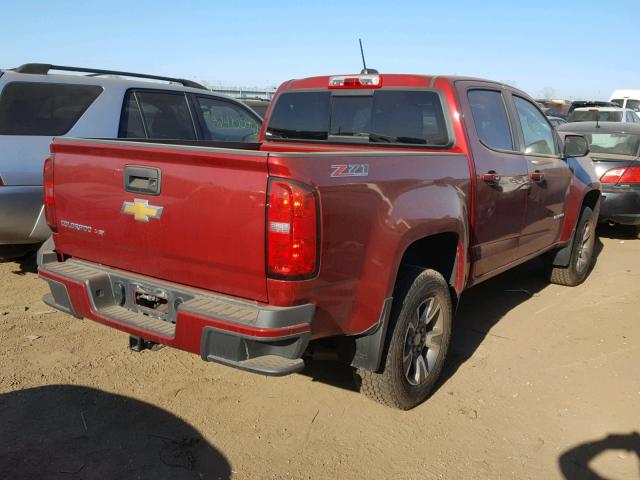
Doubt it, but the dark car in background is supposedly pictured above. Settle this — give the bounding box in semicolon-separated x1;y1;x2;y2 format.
559;122;640;232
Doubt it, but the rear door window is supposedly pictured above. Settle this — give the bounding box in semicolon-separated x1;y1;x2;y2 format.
467;89;513;151
134;91;196;140
0;82;102;135
513;96;557;156
266;90;450;146
195;96;261;142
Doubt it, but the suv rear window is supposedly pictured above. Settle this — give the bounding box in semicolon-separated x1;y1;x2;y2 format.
0;82;102;135
266;90;450;146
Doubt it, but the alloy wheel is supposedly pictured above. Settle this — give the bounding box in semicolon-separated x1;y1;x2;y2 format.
402;296;444;386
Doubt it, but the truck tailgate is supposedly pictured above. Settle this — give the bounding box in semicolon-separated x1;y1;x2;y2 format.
50;138;269;303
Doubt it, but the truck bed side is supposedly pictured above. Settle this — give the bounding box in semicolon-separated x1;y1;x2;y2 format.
265;149;472;337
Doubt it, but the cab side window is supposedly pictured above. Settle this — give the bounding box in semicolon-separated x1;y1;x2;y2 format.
468;89;513;151
513;96;557;156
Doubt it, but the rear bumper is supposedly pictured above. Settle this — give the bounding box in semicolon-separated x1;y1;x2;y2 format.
0;185;49;245
38;249;314;376
600;187;640;225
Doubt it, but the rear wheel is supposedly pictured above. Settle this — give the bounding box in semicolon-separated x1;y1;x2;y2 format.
357;269;452;410
549;206;596;286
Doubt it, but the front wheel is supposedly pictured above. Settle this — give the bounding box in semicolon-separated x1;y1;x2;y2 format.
357;269;453;410
549;206;596;286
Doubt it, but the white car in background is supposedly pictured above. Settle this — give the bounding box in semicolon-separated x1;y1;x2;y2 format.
0;63;262;259
567;106;640;124
609;89;640;112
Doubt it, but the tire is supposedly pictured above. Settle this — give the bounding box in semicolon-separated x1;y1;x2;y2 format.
357;269;453;410
549;206;596;286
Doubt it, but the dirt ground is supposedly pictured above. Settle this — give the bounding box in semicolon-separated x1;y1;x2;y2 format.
1;226;639;480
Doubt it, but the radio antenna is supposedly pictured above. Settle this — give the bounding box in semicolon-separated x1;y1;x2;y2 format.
358;39;378;75
359;38;368;73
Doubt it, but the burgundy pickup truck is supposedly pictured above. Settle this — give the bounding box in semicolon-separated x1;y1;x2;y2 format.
38;73;600;409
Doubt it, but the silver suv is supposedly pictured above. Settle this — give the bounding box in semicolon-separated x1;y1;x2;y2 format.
0;64;262;257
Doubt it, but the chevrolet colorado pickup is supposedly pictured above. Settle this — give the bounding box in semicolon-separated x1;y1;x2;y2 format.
38;73;600;409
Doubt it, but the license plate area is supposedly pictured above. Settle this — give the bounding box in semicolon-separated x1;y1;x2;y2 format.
132;283;169;320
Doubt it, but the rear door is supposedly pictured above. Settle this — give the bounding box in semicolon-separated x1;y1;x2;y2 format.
457;82;530;279
509;94;571;256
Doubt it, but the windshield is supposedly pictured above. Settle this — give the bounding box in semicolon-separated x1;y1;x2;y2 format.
568;110;622;122
266;90;450;146
587;133;640;156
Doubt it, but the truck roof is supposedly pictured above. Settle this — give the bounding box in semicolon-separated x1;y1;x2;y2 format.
280;73;512;91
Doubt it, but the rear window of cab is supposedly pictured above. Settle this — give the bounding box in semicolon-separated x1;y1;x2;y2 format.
266;90;450;147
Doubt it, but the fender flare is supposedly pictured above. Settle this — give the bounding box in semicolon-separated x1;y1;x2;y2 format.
352;227;467;373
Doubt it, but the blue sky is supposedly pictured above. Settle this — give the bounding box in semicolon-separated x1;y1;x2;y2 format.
1;0;638;99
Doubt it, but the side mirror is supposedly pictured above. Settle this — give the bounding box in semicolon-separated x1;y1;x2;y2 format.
563;134;589;158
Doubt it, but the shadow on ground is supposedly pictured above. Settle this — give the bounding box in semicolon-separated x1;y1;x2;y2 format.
559;432;640;479
301;235;607;397
0;385;231;479
597;223;639;240
0;245;38;275
433;232;604;392
441;257;556;388
11;250;38;276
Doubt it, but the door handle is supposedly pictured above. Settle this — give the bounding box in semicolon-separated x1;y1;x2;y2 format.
481;171;501;185
530;171;545;183
124;166;162;195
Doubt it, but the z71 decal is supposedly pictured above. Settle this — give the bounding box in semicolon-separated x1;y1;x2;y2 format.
331;164;369;178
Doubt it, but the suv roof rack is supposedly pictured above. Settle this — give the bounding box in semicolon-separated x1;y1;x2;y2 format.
12;63;207;90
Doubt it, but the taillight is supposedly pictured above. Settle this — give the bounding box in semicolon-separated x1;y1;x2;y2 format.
267;178;319;278
620;166;640;183
601;166;640;184
0;175;4;186
43;156;57;232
